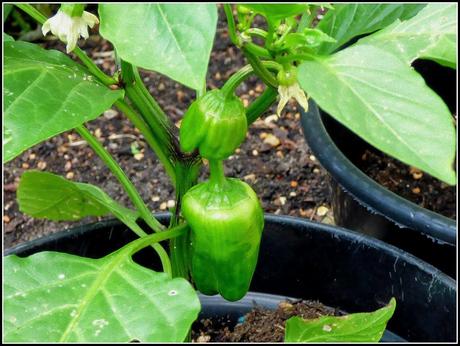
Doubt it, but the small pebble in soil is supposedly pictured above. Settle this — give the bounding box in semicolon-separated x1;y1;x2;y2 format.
134;153;144;161
316;205;329;216
263;134;281;148
37;161;47;170
243;174;256;183
64;161;72;171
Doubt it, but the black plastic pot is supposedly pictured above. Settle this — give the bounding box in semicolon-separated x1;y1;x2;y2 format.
300;60;457;278
5;214;456;342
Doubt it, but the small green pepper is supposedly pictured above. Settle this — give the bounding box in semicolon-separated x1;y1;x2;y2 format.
179;89;247;160
181;160;264;301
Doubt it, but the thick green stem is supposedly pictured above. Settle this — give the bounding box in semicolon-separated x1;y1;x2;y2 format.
15;4;117;87
121;60;171;127
169;158;201;279
115;100;176;185
120;61;178;186
75;125;164;233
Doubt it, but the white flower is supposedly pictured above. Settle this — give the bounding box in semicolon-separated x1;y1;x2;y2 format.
42;10;99;53
277;82;309;116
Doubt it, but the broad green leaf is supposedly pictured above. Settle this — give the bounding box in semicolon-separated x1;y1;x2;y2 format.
99;4;217;90
3;32;14;42
421;35;456;69
284;29;336;50
285;298;396;342
17;171;139;224
356;4;457;68
316;4;426;54
240;4;308;20
298;45;456;185
4;41;123;163
4;249;200;341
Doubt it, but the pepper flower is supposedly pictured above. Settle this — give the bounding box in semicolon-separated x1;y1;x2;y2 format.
42;9;99;53
276;66;309;116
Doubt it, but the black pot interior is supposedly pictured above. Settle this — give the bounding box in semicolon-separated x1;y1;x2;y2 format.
5;214;456;342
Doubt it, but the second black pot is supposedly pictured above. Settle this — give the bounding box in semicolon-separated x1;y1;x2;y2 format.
5;213;456;342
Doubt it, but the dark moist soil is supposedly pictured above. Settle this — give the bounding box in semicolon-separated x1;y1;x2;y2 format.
359;149;456;220
3;7;333;249
191;300;341;343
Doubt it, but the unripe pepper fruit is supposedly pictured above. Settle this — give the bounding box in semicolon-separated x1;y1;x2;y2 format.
179;89;247;160
181;161;264;301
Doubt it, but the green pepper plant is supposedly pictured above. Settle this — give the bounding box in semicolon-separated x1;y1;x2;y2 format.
3;3;456;342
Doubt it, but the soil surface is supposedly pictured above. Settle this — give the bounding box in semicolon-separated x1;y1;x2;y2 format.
4;6;455;249
359;149;456;220
192;300;341;343
3;7;333;249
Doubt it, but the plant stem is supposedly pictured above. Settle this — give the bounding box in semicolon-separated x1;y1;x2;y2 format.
126;223;188;256
120;61;178;185
223;4;239;46
169;158;201;279
121;60;171;128
75;125;164;233
244;28;268;39
196;80;207;98
221;62;282;99
246;87;278;125
16;3;46;23
243;42;273;59
16;4;117;87
115;100;177;185
128;222;172;278
73;49;117;86
209;159;226;188
242;46;278;88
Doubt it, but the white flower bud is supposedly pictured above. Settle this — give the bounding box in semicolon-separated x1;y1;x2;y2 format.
42;10;99;53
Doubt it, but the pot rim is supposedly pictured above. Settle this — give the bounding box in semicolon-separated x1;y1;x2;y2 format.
300;100;456;245
4;213;455;289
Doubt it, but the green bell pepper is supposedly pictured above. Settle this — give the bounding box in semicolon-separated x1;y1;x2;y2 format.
181;160;264;301
179;89;247;160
